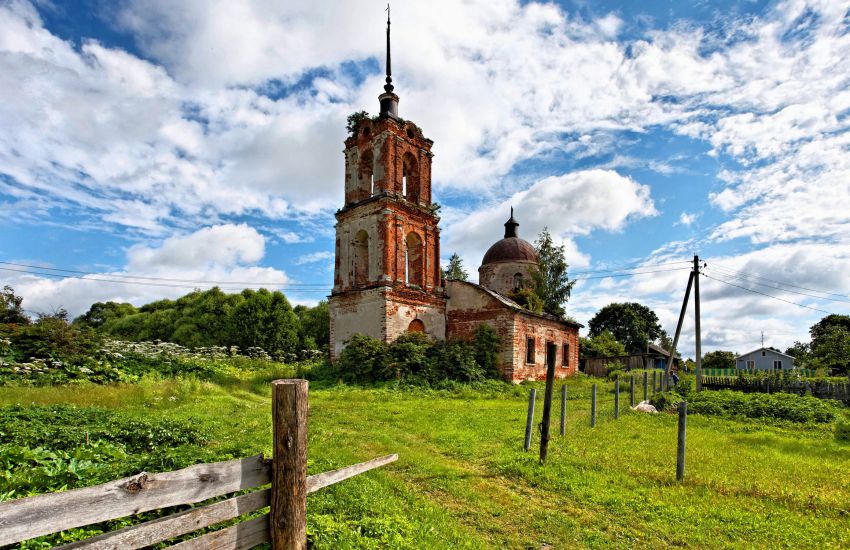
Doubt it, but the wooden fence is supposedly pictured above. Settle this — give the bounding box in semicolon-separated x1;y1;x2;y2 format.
0;379;397;549
701;376;850;403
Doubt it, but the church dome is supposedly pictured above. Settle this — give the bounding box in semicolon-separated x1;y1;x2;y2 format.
481;209;537;265
482;237;537;265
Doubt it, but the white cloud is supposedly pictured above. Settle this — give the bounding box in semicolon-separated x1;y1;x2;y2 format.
442;169;656;277
295;251;333;265
678;212;697;226
7;224;292;317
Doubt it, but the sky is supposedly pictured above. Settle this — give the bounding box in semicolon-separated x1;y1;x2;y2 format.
1;0;849;357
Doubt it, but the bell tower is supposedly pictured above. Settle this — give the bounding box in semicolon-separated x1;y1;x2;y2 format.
328;10;446;361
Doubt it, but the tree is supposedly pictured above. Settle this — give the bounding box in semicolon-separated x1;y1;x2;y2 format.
579;330;626;362
443;253;469;281
702;350;736;370
809;317;850;374
0;286;29;325
587;302;662;353
529;228;574;318
74;301;137;329
295;301;330;351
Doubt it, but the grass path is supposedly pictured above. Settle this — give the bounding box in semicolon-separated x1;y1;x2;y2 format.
2;378;849;548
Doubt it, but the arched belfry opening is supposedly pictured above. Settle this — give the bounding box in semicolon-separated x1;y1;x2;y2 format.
404;231;423;287
402;152;419;202
353;230;370;286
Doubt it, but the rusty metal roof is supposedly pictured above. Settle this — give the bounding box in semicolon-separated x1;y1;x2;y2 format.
481;237;537;265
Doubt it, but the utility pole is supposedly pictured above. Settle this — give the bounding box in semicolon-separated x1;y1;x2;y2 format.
694;255;702;389
667;270;694;375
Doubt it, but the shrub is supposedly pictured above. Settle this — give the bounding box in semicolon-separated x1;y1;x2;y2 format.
685;390;839;423
337;334;391;383
473;324;501;379
650;391;683;412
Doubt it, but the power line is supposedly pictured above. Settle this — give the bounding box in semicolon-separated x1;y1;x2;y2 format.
0;267;333;293
707;262;849;300
701;272;832;315
0;260;329;288
572;266;692;281
704;266;850;305
570;260;691;275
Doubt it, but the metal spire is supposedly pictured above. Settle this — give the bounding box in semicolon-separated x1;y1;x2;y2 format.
384;4;393;93
504;206;519;238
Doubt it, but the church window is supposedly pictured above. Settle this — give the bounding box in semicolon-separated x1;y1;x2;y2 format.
353;230;369;286
513;273;524;290
408;319;425;333
526;337;535;364
405;232;423;287
402;152;419;202
562;343;570;367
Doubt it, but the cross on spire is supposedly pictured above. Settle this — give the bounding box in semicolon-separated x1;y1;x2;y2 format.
384;4;393;94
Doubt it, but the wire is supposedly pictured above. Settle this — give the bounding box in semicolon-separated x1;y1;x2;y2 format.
707;262;849;299
0;260;329;288
0;267;333;293
572;266;692;281
701;273;832;315
704;266;850;305
570;260;692;275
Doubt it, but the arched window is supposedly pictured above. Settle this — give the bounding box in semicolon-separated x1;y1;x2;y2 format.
402;152;419;202
359;150;374;197
405;231;423;287
513;273;524;291
353;230;369;286
407;319;425;333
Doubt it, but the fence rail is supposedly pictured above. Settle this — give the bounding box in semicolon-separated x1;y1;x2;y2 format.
0;379;397;550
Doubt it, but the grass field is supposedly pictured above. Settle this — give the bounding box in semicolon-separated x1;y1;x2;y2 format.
2;374;849;549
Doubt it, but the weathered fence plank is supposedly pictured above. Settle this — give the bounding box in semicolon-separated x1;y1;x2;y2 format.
0;454;271;546
166;513;269;550
58;489;270;550
307;454;398;494
676;401;687;482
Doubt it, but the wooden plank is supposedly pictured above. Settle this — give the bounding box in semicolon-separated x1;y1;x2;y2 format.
166;513;269;550
58;489;270;550
307;454;398;494
271;379;308;550
0;454;271;546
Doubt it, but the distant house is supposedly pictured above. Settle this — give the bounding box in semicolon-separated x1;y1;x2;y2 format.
735;347;795;372
584;343;680;377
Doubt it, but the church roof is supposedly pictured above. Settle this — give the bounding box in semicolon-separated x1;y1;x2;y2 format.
449;280;583;328
481;208;537;265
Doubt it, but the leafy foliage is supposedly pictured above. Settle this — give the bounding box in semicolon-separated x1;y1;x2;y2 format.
702;350;737;370
588;302;662;353
346;110;373;135
336;330;502;384
784;314;850;374
0;286;29;325
529;228;574;318
684;390;839;423
442;253;468;281
579;330;626;362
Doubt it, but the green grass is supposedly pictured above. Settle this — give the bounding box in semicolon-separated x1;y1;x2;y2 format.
1;374;849;549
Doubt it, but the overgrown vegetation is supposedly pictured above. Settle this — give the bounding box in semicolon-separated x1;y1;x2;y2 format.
336;325;502;384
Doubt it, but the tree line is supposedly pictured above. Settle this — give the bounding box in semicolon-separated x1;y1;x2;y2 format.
1;285;329;363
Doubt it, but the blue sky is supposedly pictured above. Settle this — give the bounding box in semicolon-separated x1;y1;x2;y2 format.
1;0;849;355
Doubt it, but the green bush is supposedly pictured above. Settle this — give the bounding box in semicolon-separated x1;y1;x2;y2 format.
650;391;683;412
686;390;839;423
338;334;391;383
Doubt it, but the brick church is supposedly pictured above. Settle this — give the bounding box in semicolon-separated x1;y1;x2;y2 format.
328;17;580;382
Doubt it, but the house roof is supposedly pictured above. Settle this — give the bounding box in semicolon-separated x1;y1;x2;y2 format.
735;346;795;360
450;280;583;328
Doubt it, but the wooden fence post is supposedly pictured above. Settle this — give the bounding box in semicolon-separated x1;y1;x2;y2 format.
614;379;620;419
271;379;308;550
591;384;597;427
630;375;635;407
539;357;557;464
643;371;648;402
560;385;567;436
652;371;657;396
524;389;536;451
676;400;687;482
